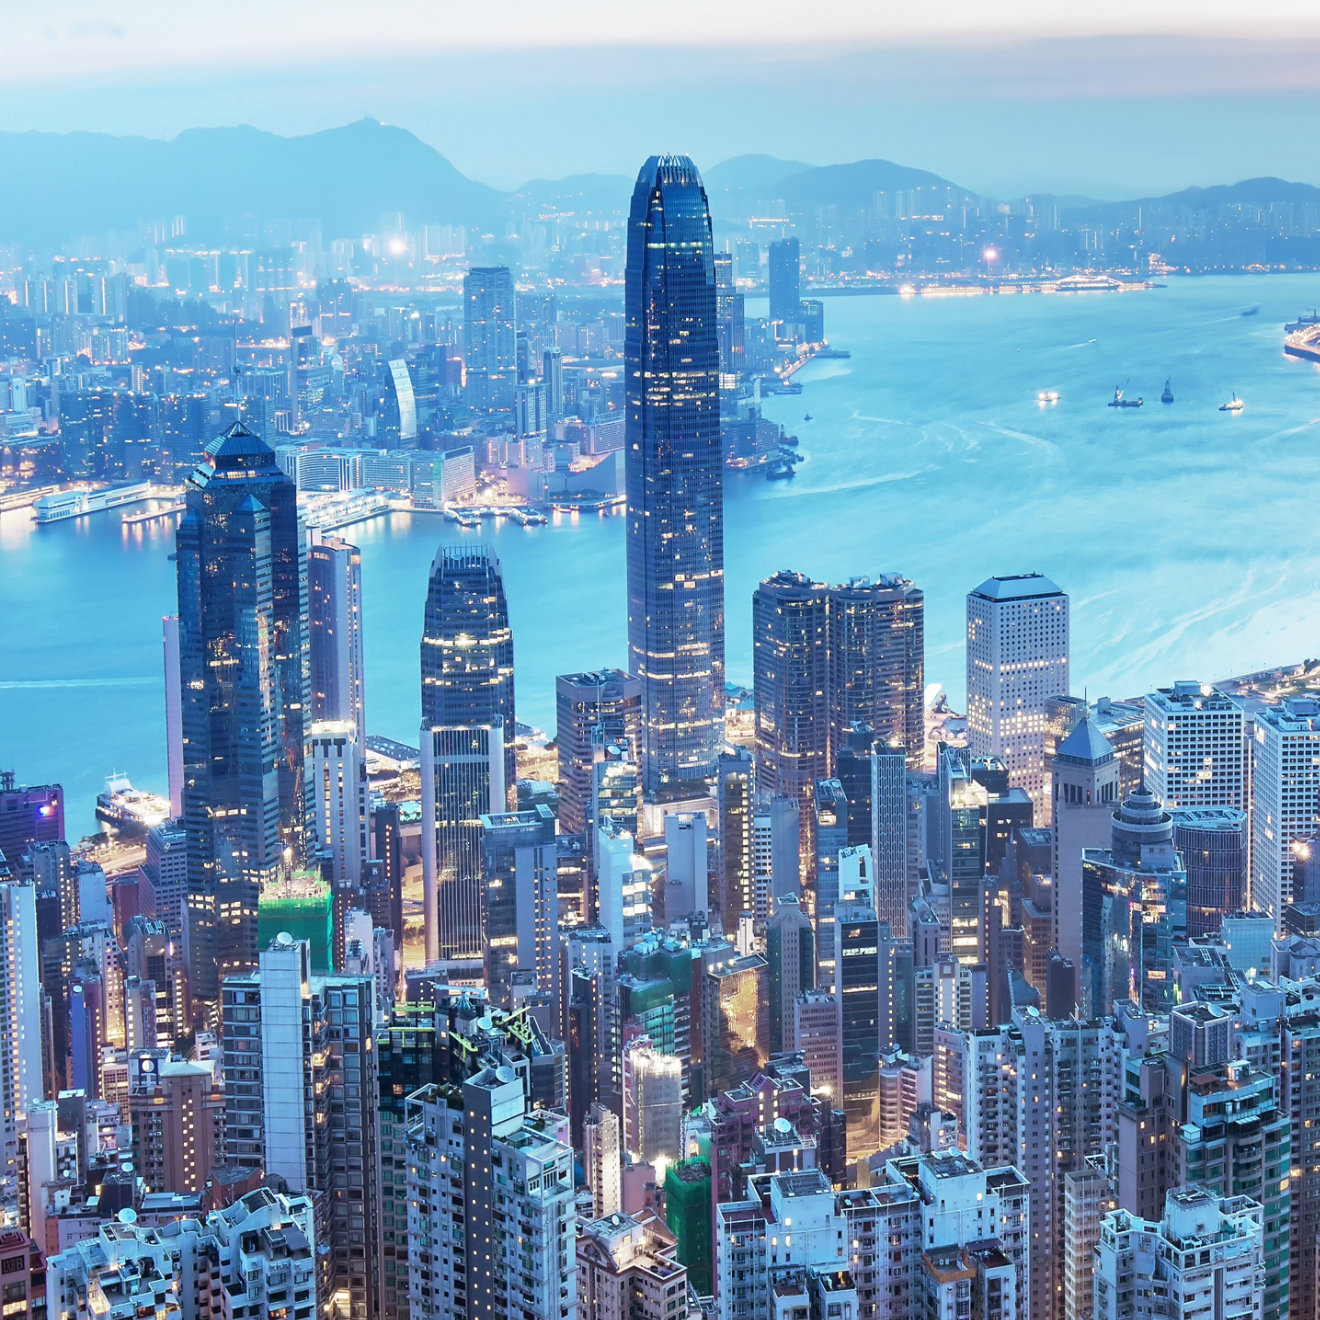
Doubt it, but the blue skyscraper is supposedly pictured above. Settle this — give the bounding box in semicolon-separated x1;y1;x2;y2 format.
625;155;724;798
175;422;309;998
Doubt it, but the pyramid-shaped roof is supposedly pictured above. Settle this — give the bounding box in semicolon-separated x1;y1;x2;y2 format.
1055;715;1114;765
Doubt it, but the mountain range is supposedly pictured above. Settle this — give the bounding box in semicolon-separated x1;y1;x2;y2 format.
1;118;1316;247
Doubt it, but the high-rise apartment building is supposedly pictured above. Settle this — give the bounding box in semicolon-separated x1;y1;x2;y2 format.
1143;681;1246;810
555;669;642;836
463;266;517;414
766;895;815;1054
625;155;724;797
583;1102;622;1217
1251;694;1320;923
966;573;1069;822
176;423;310;997
405;1069;576;1320
577;1211;698;1320
308;534;367;747
0;879;39;1211
222;933;380;1318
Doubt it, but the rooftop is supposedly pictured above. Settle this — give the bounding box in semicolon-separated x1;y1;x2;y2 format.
969;572;1064;602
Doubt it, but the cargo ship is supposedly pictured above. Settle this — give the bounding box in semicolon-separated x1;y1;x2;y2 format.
34;482;154;524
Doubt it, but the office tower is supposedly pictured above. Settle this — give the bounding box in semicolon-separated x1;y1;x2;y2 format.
872;740;909;933
828;902;886;1160
463;265;517;414
222;933;380;1318
596;825;654;954
966;573;1069;822
766;895;815;1054
913;956;987;1057
753;570;830;869
405;1070;576;1320
47;1188;318;1320
480;804;558;1008
0;879;40;1207
1051;715;1120;991
958;1010;1123;1320
421;544;516;791
591;740;642;871
0;772;63;865
383;358;418;443
703;953;768;1095
835;724;876;844
126;1049;223;1193
934;745;990;965
583;1101;622;1216
1082;787;1187;1014
716;748;755;933
664;812;708;922
828;576;925;769
813;778;849;926
790;989;843;1100
577;1212;696;1320
1143;681;1246;809
1095;1189;1263;1320
162;615;183;818
1169;807;1247;938
1252;694;1320;922
555;669;642;836
625;155;724;798
27;837;76;929
622;1039;684;1164
420;721;505;963
308;535;367;748
543;346;565;422
514;381;547;441
176;422;310;998
750;795;800;922
767;236;801;327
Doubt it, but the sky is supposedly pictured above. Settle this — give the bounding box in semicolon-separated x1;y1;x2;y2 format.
2;1;1320;197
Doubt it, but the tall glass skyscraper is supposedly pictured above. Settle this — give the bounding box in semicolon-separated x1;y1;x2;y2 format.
420;545;516;961
175;422;309;998
463;266;517;414
625;155;724;798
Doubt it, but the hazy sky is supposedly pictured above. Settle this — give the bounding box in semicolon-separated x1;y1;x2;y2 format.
3;2;1320;196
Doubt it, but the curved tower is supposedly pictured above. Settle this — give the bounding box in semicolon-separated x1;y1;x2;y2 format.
625;155;724;798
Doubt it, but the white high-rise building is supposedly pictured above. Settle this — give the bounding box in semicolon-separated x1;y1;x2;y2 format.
583;1101;622;1217
596;825;653;953
966;574;1069;822
1251;693;1320;923
1143;681;1246;810
0;878;40;1208
308;720;368;890
406;1069;576;1320
1094;1187;1263;1320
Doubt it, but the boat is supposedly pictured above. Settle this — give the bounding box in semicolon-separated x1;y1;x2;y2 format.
1055;274;1122;292
1107;386;1143;409
1161;378;1174;404
1219;394;1244;412
1241;306;1259;317
1285;310;1320;334
1037;390;1060;403
803;414;813;422
95;774;171;837
765;460;795;481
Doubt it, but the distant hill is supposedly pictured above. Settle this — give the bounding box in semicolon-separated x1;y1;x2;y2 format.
1063;176;1320;220
0;119;503;246
704;154;813;195
776;159;970;212
507;173;632;215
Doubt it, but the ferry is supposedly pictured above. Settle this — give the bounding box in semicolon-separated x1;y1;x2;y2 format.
1037;390;1060;403
765;459;795;481
1107;386;1143;409
95;774;171;837
1219;394;1244;412
1055;275;1122;293
34;482;154;524
1161;378;1174;404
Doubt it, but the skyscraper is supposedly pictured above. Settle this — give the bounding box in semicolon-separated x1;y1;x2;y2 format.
753;570;830;869
421;544;516;792
966;573;1069;822
555;669;642;836
1251;693;1320;921
463;266;517;414
828;575;925;768
308;534;367;748
767;236;802;328
0;878;40;1209
175;422;309;998
1143;681;1246;810
625;155;724;798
